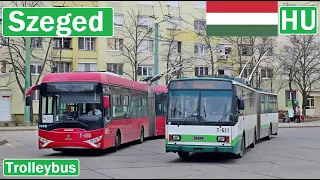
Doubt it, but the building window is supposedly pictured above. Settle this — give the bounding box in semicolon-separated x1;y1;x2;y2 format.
78;63;97;72
167;1;181;7
138;40;153;52
307;96;315;109
194;43;209;54
30;61;42;75
107;38;123;51
78;37;96;51
261;68;273;78
218;44;232;60
52;62;71;73
107;63;123;75
172;41;182;53
241;44;253;56
114;14;124;27
138;16;153;28
194;20;206;31
32;90;40;101
166;17;181;30
53;37;72;49
194;67;209;76
31;37;42;48
138;66;153;76
137;1;152;5
194;1;205;9
0;61;7;74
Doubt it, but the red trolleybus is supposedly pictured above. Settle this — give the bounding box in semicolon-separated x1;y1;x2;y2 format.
25;72;167;152
154;85;168;136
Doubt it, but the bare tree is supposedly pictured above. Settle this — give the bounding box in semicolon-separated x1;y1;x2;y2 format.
114;9;154;81
276;37;302;114
289;35;320;116
259;58;284;93
159;22;193;84
251;37;277;88
221;36;255;75
0;1;55;124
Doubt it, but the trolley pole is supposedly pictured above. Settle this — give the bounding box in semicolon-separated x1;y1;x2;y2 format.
154;23;159;85
24;37;31;124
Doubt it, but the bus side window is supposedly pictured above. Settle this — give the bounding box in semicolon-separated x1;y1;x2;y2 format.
163;94;167;116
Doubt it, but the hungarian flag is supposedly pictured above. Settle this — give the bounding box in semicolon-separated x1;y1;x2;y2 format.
206;1;278;36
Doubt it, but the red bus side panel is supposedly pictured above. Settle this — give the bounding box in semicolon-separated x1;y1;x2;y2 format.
156;116;166;136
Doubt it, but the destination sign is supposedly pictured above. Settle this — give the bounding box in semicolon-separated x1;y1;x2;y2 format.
169;80;232;90
45;83;96;93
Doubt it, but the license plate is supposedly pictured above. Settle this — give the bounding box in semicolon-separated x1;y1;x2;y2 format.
193;136;204;140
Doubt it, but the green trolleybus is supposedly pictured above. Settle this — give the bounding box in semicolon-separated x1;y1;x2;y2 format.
165;77;278;158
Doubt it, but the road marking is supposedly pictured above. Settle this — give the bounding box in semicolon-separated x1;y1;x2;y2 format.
6;143;15;148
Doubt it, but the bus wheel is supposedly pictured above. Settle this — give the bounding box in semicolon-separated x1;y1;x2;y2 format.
178;152;189;158
139;127;144;144
266;125;272;140
249;130;256;148
234;135;245;159
112;132;121;152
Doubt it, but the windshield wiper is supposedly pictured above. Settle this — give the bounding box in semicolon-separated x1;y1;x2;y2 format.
203;106;207;119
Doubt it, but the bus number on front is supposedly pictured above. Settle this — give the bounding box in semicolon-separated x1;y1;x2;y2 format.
217;127;229;133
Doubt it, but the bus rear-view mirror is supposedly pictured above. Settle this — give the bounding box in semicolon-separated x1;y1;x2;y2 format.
103;96;110;109
26;96;31;106
238;99;244;110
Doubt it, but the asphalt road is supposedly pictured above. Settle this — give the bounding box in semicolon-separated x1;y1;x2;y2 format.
1;128;320;179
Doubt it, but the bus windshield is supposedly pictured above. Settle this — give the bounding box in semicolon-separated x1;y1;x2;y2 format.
168;90;233;123
40;93;103;124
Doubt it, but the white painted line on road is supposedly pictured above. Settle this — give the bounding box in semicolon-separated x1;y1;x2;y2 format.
6;143;15;148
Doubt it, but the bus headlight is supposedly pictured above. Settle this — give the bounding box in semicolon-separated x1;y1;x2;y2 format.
217;136;226;142
84;135;102;148
39;136;54;147
169;135;181;141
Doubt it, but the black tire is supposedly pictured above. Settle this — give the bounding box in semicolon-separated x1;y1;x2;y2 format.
111;132;120;152
249;130;256;148
266;125;272;140
138;128;144;144
178;152;189;158
234;134;245;159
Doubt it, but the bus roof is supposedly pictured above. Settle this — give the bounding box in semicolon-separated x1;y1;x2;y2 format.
41;72;149;91
154;85;168;93
169;77;277;96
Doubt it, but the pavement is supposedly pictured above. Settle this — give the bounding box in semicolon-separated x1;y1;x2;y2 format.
278;120;320;128
1;128;320;178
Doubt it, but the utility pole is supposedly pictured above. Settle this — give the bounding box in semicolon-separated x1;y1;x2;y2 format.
154;23;159;85
24;37;31;124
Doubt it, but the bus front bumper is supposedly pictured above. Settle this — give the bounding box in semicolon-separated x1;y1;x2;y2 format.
166;144;238;154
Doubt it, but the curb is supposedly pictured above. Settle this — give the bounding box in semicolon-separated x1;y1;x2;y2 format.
0;128;37;132
0;139;8;146
279;125;320;128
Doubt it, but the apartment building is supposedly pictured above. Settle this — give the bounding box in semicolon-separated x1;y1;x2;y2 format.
0;1;320;123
